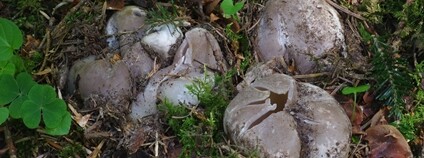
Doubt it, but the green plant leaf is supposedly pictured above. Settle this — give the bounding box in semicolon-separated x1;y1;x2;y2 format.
0;61;15;75
16;72;36;94
0;107;9;125
43;99;67;128
21;84;69;130
9;55;26;74
220;0;245;18
342;84;370;95
0;18;23;61
28;84;57;106
8;96;27;118
45;112;71;136
21;100;41;128
8;72;36;118
0;74;19;105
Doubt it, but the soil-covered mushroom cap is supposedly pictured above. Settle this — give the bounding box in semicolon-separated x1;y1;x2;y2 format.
174;27;228;72
142;24;183;63
130;27;227;120
256;0;345;74
106;6;147;50
224;73;351;157
67;58;133;111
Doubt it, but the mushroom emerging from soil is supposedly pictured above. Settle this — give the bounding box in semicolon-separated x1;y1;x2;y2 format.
106;6;184;81
224;60;351;157
130;27;228;120
67;57;133;112
256;0;346;74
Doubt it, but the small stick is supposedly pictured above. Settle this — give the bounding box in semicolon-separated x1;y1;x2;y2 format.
292;72;330;79
4;124;17;158
325;0;366;21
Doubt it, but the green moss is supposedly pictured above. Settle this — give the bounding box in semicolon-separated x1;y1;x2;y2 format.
159;70;237;157
59;143;85;157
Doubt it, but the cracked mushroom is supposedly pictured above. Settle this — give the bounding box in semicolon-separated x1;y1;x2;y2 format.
224;71;351;157
130;27;228;120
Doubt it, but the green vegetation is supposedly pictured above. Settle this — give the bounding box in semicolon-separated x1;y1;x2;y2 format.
392;61;424;141
0;18;71;136
3;0;47;37
357;0;424;142
146;1;185;28
159;71;234;157
341;84;370;119
220;0;245;20
59;143;85;157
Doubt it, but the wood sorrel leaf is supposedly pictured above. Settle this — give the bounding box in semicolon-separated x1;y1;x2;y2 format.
0;107;9;125
0;18;23;61
221;0;245;18
45;112;71;135
0;74;19;105
8;72;36;118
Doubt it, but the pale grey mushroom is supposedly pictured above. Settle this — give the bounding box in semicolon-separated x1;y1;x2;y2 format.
130;28;227;120
256;0;346;74
67;57;133;112
106;6;154;82
224;62;351;157
141;23;183;63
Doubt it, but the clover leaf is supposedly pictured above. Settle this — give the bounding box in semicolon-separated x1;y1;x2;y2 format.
0;18;23;61
0;74;19;106
221;0;245;19
8;72;36;118
0;107;9;125
45;112;71;135
21;85;67;129
0;61;15;75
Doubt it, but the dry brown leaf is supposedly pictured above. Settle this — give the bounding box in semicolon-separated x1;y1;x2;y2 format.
106;0;125;10
127;127;145;154
365;125;413;158
205;0;220;14
340;97;364;134
362;91;374;106
21;35;40;57
230;19;241;33
210;13;220;23
76;114;91;129
369;109;388;127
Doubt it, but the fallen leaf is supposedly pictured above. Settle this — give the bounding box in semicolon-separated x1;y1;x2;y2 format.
210;13;220;22
106;0;124;10
21;35;40;57
127;127;145;154
369;108;388;127
76;114;91;129
362;91;374;106
365;125;413;158
340;97;364;134
205;0;220;14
